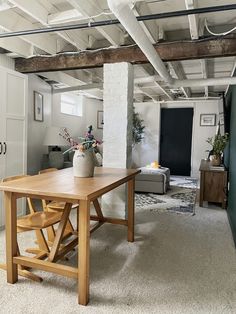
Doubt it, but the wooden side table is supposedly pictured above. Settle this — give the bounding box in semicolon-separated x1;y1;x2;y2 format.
199;160;228;209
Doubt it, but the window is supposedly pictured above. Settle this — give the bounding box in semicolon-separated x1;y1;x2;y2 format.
61;93;83;117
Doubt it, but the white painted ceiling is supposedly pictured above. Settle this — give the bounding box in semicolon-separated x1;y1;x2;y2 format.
0;0;235;101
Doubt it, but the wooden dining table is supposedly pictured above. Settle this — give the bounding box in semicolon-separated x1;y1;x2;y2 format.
0;167;140;305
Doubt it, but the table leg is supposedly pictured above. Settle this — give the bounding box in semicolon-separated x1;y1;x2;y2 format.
5;192;18;283
127;178;135;242
199;172;204;207
78;200;90;305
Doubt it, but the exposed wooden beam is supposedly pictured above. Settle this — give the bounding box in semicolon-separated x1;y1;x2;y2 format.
15;37;236;73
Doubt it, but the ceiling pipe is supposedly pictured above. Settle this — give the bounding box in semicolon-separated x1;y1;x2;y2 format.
107;0;173;84
173;77;236;88
107;0;173;100
0;4;235;38
108;0;236;96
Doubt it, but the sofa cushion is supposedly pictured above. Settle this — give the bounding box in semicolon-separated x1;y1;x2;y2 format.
136;167;170;182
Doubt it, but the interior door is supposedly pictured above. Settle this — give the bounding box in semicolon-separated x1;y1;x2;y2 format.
0;67;27;227
0;68;6;228
160;108;193;176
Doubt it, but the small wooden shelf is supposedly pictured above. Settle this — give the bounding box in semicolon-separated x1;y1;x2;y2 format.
199;160;228;209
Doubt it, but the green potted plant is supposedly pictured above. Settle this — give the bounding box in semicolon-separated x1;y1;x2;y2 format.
132;108;145;147
206;133;229;166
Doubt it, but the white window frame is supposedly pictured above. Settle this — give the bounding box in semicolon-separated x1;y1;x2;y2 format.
60;93;83;117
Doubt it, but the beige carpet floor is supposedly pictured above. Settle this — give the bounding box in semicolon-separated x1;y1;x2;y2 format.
0;203;236;314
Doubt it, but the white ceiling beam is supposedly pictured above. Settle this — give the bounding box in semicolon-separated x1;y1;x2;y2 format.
0;1;15;11
68;0;123;46
0;27;32;56
225;58;236;95
0;10;58;54
129;5;172;100
8;0;89;50
48;9;83;25
40;71;102;100
185;0;199;40
53;83;102;94
200;60;209;97
170;62;191;98
135;86;158;102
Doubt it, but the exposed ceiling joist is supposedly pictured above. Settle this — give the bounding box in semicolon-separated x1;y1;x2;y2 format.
0;34;32;57
68;0;123;46
225;58;236;94
200;60;209;97
133;2;158;43
15;37;236;73
0;9;59;54
185;0;199;40
48;9;83;25
170;62;191;98
8;0;89;50
53;83;102;94
39;71;102;99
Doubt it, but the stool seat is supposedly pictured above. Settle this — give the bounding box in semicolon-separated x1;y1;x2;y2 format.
17;212;62;230
135;166;170;194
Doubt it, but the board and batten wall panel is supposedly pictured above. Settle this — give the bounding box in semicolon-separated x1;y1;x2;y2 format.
0;55;15;70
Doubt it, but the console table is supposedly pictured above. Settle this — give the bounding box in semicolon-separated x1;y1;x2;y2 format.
199;160;228;209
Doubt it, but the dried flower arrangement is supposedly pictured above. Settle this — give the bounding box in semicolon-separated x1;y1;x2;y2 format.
59;125;101;154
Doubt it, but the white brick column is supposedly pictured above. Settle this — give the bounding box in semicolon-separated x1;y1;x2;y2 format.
102;62;134;218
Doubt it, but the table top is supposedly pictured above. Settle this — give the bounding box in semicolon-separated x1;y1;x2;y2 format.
0;167;140;201
199;159;226;172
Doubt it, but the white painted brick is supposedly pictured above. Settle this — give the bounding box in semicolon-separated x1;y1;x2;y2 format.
102;62;134;218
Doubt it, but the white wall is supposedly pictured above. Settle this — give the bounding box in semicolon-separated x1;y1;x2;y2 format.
132;102;160;167
52;94;103;140
52;94;85;138
83;97;103;141
27;74;52;174
0;55;15;70
133;100;220;178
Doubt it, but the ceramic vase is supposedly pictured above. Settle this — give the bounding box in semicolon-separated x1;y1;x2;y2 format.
73;149;95;177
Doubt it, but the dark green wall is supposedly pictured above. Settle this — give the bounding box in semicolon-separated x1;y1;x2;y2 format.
227;85;236;245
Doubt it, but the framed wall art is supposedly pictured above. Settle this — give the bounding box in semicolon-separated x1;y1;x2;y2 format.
34;91;44;122
97;110;104;129
200;114;216;126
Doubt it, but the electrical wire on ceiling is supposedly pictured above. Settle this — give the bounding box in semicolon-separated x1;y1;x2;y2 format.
25;43;138;59
204;18;236;36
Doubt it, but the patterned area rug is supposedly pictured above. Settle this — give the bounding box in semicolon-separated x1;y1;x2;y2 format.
135;176;198;215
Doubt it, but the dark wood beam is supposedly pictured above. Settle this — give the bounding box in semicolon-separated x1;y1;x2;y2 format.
15;36;236;73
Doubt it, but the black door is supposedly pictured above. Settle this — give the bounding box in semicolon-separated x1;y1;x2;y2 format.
160;108;193;176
